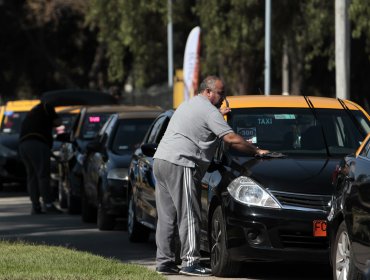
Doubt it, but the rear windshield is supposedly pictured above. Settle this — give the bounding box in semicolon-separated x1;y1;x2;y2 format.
111;118;154;154
229;108;370;156
0;111;27;134
80;113;111;139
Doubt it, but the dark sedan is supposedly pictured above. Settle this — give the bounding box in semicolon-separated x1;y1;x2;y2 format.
329;132;370;280
128;95;370;276
81;107;162;230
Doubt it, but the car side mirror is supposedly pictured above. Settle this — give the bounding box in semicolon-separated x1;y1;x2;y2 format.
141;143;158;157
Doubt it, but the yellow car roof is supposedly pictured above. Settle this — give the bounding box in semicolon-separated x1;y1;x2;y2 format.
227;95;358;109
4;99;40;112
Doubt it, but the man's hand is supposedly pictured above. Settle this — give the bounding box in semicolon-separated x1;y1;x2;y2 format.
219;107;231;116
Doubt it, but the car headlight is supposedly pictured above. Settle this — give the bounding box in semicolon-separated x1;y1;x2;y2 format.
227;176;281;209
107;168;128;181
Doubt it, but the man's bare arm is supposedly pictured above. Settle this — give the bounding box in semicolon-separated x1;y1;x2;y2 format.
222;132;269;155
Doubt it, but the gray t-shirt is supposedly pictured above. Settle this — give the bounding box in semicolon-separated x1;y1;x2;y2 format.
154;95;233;169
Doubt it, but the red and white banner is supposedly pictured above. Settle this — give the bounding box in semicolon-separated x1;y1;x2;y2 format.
183;26;201;101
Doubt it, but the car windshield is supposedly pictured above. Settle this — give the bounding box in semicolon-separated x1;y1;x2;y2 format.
111;118;154;154
80;113;111;140
0;111;27;134
229;108;370;156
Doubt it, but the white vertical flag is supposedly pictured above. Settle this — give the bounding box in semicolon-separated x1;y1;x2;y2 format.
183;26;201;101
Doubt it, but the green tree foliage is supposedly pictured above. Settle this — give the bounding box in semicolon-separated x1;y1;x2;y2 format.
86;0;168;88
272;0;334;95
350;0;370;55
195;0;265;95
0;0;98;101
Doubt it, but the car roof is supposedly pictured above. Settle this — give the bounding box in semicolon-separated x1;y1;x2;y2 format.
116;108;163;120
4;100;40;111
226;95;362;110
83;104;161;113
55;105;82;114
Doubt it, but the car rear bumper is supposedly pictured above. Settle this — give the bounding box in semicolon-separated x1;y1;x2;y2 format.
103;179;128;216
223;199;329;263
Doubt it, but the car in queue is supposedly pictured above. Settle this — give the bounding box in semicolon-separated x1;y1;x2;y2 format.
329;132;370;280
57;105;133;214
50;106;82;200
127;95;370;277
127;109;174;241
0;99;40;189
81;107;162;230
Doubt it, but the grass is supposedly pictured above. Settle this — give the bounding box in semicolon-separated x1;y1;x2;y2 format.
0;241;165;280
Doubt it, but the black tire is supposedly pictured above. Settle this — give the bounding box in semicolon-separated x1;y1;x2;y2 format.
81;190;97;223
67;193;81;214
97;202;115;231
210;206;241;277
332;221;356;280
127;192;150;242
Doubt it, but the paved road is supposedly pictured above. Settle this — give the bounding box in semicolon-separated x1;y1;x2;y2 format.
0;190;332;280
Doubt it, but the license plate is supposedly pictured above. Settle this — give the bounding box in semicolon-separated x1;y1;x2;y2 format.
313;220;327;237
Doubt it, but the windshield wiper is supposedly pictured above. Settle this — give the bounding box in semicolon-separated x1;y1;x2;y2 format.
337;98;366;138
303;96;331;157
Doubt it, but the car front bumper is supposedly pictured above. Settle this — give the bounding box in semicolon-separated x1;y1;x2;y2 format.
223;198;329;263
102;179;128;217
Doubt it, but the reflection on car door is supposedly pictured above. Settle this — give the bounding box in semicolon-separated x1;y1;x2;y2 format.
136;115;170;226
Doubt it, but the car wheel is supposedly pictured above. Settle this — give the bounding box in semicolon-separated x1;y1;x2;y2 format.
81;190;97;223
97;202;115;231
332;221;356;280
127;192;150;242
210;206;241;277
67;193;81;214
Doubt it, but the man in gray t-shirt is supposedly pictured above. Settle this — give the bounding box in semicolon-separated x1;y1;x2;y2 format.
153;75;268;276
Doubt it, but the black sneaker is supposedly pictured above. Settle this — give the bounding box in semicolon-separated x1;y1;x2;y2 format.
156;264;180;275
180;264;212;277
44;204;63;214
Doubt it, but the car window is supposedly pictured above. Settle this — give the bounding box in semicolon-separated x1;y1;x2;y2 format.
0;111;27;134
360;138;370;158
53;113;78;136
147;116;169;144
80;112;111;140
111;118;155;154
229;108;370;156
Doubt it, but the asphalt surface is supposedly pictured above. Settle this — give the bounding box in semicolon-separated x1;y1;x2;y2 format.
0;188;332;280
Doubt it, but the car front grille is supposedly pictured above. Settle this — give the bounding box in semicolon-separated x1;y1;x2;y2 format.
279;230;328;249
271;191;331;211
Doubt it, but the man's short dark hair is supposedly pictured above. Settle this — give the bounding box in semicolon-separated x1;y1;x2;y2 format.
198;75;221;94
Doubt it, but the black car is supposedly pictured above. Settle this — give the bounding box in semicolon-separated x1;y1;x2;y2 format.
128;95;370;276
128;109;174;241
329;132;370;280
81;107;162;230
57;105;132;213
0;100;40;189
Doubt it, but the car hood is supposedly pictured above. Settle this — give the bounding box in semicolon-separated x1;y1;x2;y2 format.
230;155;338;196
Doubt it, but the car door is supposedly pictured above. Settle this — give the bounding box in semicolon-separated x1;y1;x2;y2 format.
83;115;116;206
135;113;172;227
